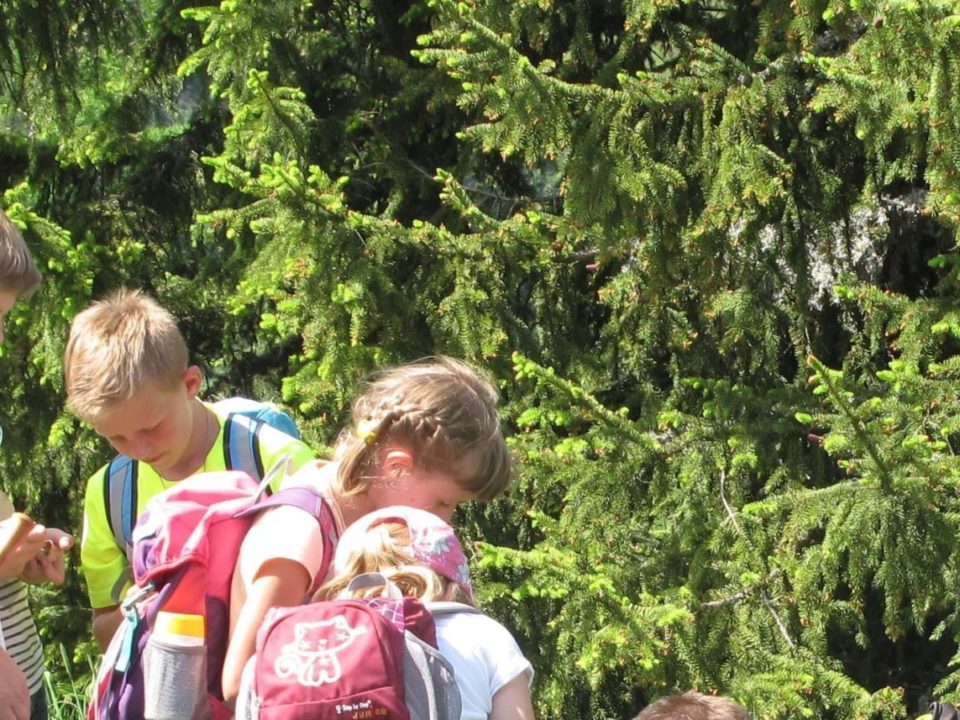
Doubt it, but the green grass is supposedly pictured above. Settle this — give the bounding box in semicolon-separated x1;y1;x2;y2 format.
44;644;94;720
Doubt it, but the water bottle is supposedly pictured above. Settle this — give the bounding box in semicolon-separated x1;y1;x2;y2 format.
143;611;210;720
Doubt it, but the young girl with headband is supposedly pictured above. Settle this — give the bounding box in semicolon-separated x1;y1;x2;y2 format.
314;505;534;720
221;356;513;706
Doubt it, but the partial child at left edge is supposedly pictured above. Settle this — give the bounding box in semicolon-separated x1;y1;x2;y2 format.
0;207;76;720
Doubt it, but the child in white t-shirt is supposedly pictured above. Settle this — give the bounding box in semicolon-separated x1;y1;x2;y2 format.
317;505;535;720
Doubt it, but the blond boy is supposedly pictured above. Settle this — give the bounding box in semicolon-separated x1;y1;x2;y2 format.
1;208;75;720
66;288;315;649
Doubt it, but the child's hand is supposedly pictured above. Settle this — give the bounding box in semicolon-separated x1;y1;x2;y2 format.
0;516;46;580
19;528;75;585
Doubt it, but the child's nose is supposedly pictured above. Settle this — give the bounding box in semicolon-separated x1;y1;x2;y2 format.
127;437;153;460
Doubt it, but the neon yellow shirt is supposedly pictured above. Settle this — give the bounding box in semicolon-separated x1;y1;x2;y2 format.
80;405;315;608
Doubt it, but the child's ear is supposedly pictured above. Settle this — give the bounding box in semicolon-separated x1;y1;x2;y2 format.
381;448;414;476
181;365;203;399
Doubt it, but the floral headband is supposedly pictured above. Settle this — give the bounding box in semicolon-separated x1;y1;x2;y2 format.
334;505;474;600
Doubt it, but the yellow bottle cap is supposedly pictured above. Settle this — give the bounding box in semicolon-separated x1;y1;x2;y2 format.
155;611;205;638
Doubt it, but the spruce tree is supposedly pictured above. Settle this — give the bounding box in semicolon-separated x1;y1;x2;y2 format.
2;2;960;718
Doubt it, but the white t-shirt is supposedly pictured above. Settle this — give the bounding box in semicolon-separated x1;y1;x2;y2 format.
434;607;533;720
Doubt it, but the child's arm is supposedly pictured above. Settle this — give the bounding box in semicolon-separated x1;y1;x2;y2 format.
92;606;123;651
0;647;29;720
490;674;536;720
0;513;34;561
222;492;332;706
221;557;310;707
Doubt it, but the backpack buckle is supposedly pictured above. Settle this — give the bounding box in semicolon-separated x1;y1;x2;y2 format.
121;581;157;613
112;582;157;673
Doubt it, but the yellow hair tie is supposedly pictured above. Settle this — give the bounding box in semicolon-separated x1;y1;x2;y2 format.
357;418;379;445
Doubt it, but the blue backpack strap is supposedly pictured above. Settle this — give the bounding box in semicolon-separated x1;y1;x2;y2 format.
214;397;301;440
217;398;302;485
222;413;266;481
104;455;138;603
249;402;301;440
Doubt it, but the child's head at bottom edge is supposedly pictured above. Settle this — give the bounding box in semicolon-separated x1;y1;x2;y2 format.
632;692;751;720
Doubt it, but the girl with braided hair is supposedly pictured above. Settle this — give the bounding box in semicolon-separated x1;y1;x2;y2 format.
221;356;512;706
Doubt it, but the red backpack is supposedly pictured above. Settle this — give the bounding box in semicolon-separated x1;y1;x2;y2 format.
235;573;464;720
87;469;338;720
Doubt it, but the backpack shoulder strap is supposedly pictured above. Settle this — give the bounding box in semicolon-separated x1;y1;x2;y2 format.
239;485;330;521
104;455;138;559
222;412;265;480
426;601;483;618
103;454;137;603
212;397;301;440
403;623;462;720
343;572;404;599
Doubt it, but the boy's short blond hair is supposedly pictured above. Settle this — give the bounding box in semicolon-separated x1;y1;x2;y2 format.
0;208;41;297
64;289;189;421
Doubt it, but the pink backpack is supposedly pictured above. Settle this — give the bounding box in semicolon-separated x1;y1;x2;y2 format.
87;469;338;720
235;573;463;720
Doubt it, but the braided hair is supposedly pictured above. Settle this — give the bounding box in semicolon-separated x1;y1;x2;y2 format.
336;356;511;501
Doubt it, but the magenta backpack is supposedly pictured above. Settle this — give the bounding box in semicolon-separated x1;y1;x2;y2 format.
87;469;338;720
235;573;462;720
